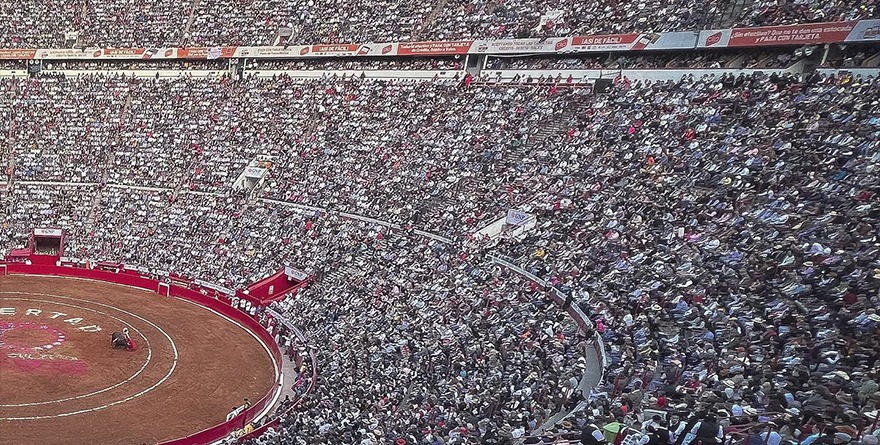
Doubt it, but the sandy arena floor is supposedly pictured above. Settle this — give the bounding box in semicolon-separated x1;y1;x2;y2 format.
0;275;276;445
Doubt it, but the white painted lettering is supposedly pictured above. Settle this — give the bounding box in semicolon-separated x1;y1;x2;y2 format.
78;325;103;333
0;308;101;333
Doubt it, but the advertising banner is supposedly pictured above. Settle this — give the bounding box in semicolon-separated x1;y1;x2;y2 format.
177;47;238;59
0;19;875;62
0;49;37;60
303;43;393;56
397;40;474;55
698;21;872;47
34;228;63;237
284;266;309;281
35;47;179;60
844;19;880;41
505;209;531;226
469;38;569;54
235;43;395;58
570;31;697;51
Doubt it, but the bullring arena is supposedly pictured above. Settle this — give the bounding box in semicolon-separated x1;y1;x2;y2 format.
1;3;880;444
0;272;278;445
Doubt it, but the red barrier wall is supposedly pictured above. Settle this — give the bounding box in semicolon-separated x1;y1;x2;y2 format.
244;269;296;304
1;262;283;445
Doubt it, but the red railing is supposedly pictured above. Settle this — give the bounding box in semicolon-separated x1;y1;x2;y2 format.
1;261;284;445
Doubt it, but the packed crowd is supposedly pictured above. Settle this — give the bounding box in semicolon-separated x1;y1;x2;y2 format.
2;75;591;237
251;226;592;445
0;0;189;48
737;0;878;27
0;60;26;70
185;0;434;47
1;0;877;47
483;71;880;443
429;0;720;41
2;68;880;445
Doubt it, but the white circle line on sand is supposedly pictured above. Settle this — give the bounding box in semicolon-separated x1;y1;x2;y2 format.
0;292;179;420
173;297;283;424
0;296;153;407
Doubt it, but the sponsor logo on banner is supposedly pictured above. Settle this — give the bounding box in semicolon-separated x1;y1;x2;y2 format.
243;166;267;179
207;47;223;59
356;44;395;56
0;49;37;60
704;32;723;46
398;41;473;55
846;20;880;41
505;209;531;226
284;266;309;281
177;47;237;59
722;21;858;46
472;38;568;54
34;228;63;237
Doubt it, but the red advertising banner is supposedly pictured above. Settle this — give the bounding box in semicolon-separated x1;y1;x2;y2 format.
0;49;37;60
303;44;392;56
729;21;857;45
570;32;696;51
572;34;643;50
397;41;473;55
700;21;862;47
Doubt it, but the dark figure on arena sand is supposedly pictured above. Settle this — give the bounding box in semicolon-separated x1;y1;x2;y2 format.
111;328;135;351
